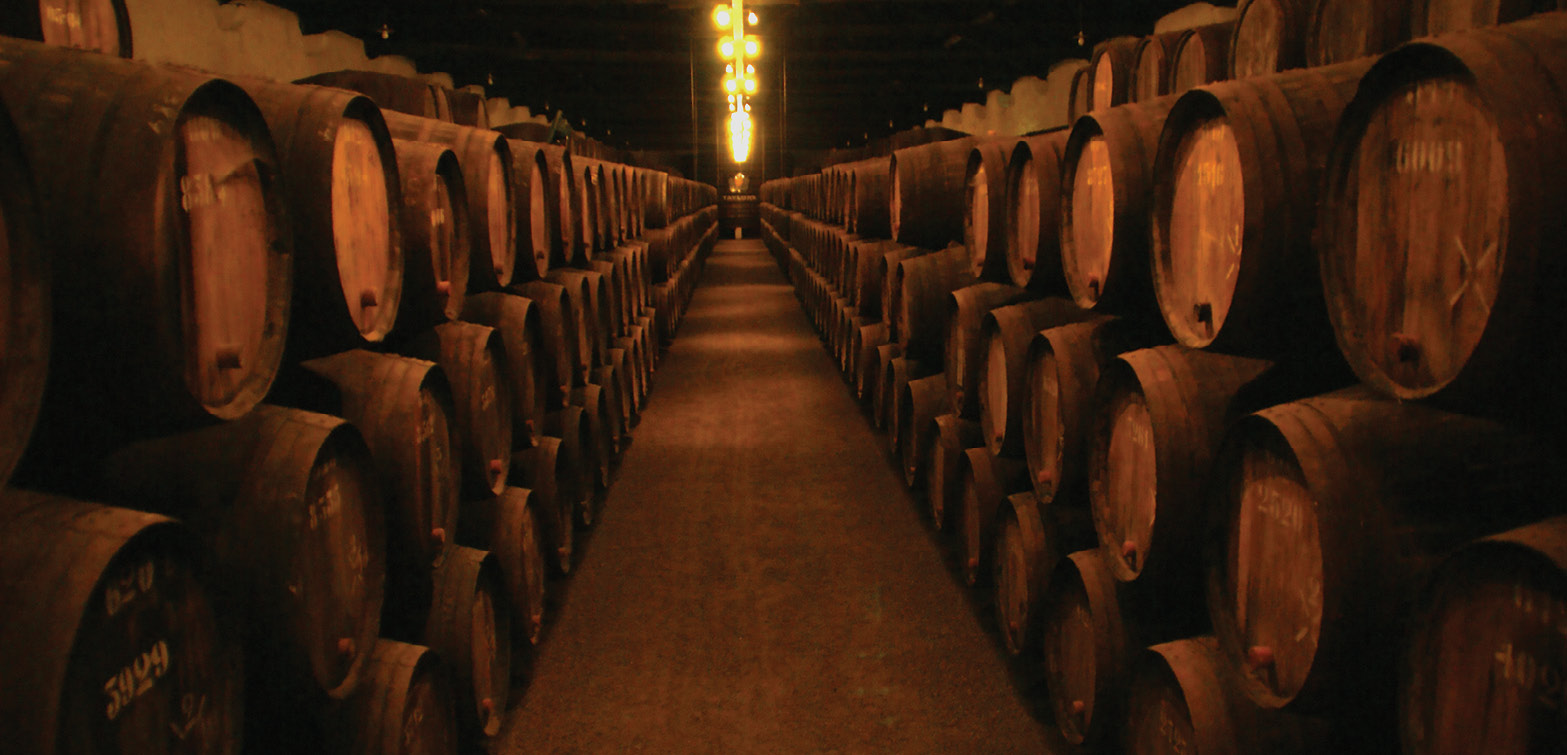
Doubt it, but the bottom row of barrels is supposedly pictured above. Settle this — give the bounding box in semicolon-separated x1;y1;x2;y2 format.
0;225;718;753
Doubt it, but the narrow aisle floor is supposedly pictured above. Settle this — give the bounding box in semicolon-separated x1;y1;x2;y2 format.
500;240;1052;754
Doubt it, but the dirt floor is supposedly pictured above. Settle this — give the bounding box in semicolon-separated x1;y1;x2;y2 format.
498;239;1054;754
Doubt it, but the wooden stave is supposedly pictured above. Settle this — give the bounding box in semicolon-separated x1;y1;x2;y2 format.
0;40;291;431
445;88;488;129
0;491;242;754
380;111;517;292
299;70;450;122
297;349;459;639
1068;66;1092;123
406;322;514;498
895;245;977;364
1410;0;1566;37
505;140;553;281
1150;61;1371;355
423;545;510;746
391;140;470;332
102;406;387;705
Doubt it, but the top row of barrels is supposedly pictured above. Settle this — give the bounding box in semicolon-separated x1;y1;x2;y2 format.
0;34;715;494
764;5;1567;427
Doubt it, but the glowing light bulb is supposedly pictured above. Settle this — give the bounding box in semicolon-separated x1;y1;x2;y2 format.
725;78;738;94
726;63;734;74
713;4;731;28
744;37;760;57
743;78;757;93
745;64;754;75
719;39;735;58
748;11;758;24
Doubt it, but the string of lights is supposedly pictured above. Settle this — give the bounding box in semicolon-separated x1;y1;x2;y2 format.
713;1;758;163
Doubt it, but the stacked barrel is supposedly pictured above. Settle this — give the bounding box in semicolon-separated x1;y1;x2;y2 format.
0;33;716;754
767;5;1567;754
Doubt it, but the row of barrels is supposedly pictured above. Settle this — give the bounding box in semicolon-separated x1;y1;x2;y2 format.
1069;0;1567;121
766;190;1567;753
764;10;1567;423
0;32;722;755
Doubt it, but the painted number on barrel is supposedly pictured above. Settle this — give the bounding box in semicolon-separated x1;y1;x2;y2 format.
43;6;83;30
105;561;156;617
1393;140;1465;175
181;174;231;212
1494;641;1564;710
1514;583;1567;638
1159;700;1189;754
103;640;171;720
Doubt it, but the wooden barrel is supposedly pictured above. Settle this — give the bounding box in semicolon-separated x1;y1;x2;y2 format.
643;170;670;229
392;139;469;331
853;241;912;319
871;345;902;429
965;139;1017;281
896;244;977;363
1023;316;1126;506
406;322;513;497
890;138;977;250
458;487;548;655
883;357;935;451
1151;61;1371;354
1041;549;1136;750
1318;16;1567;410
424;545;509;748
103;406;386;703
1089;36;1143;111
958;447;1029;586
546;268;607;372
1004;130;1071;292
582;374;617;485
897;373;949;488
462;292;549;449
1061;95;1178;312
446;89;488;129
596;252;632;338
512;280;579;405
0;95;47;491
0;0;131;56
1088;346;1273;600
538;144;577;266
928;414;981;530
879;246;938;343
1133;31;1186;101
0;492;241;754
1402;515;1567;755
1208;388;1563;715
846;157;893;238
590;366;626;464
853;322;889;401
580;268;616;362
1412;0;1566;36
298;350;459;639
547;401;596;526
512;435;575;575
299;70;452;121
615;337;644;414
1124;636;1333;755
334;639;458;755
380;111;516;292
978;298;1092;457
994;492;1089;656
606;346;636;430
506;140;552;280
1305;0;1411;67
237;79;403;354
1230;0;1313;78
1171;22;1236;92
1069;66;1092;122
0;39;290;430
595;163;617;247
573;158;601;256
